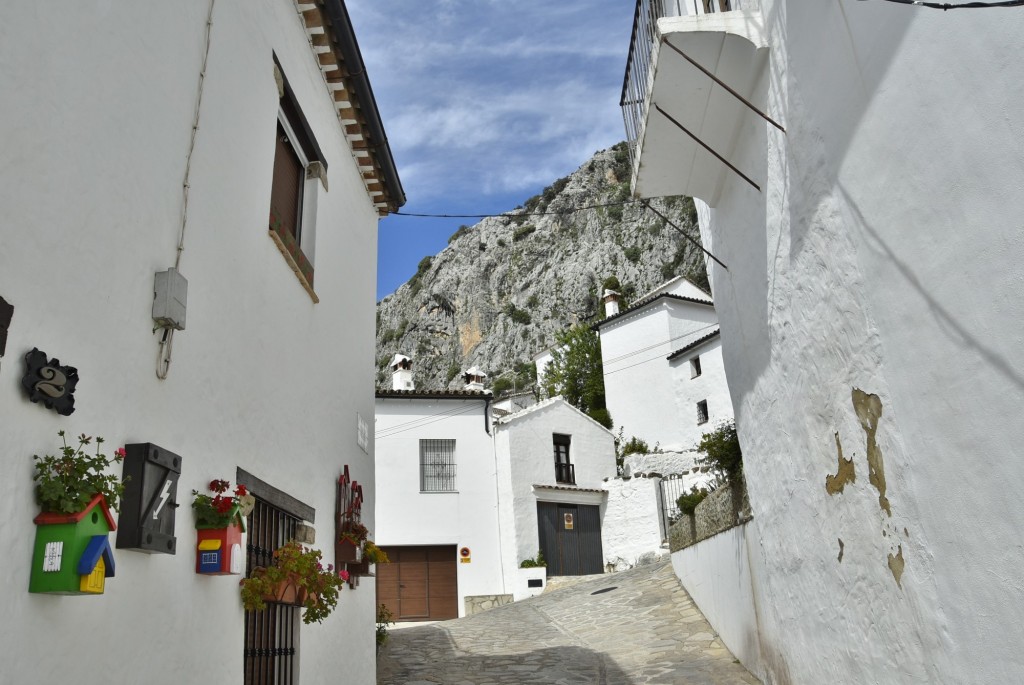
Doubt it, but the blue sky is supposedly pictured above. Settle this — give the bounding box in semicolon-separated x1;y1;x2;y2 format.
345;1;638;300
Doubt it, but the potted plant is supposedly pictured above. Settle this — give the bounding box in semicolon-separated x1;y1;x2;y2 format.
336;520;368;563
240;541;349;624
192;479;254;575
33;431;125;514
29;431;126;594
348;539;389;577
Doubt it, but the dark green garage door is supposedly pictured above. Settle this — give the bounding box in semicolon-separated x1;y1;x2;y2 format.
537;502;603;576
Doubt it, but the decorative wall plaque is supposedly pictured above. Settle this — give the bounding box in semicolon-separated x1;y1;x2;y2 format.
22;348;78;415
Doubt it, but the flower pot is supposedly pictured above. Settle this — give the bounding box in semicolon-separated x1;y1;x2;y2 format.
264;577;307;607
336;538;361;564
347;559;372;577
195;523;243;575
30;494;117;595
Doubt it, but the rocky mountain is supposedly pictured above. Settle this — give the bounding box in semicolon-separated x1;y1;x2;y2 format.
375;143;707;392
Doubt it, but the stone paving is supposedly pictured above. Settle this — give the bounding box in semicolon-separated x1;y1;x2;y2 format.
377;559;760;684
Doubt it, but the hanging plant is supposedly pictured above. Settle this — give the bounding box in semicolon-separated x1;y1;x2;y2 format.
240;542;349;624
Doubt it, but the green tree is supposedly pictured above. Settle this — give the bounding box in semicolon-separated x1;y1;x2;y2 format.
697;421;743;484
543;325;611;428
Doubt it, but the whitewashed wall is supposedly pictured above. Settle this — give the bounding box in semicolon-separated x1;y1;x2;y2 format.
0;2;382;683
689;2;1024;683
374;397;504;617
599;293;728;451
668;339;733;446
671;523;763;678
494;399;618;579
601;476;666;570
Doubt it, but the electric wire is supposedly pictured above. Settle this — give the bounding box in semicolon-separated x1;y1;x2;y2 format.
392;199;644;219
157;0;214;381
602;322;719;367
858;0;1024;8
375;401;486;438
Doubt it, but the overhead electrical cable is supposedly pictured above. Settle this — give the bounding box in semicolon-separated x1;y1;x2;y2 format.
858;0;1024;8
375;401;486;439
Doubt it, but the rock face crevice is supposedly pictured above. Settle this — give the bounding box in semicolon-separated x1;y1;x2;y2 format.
376;144;707;390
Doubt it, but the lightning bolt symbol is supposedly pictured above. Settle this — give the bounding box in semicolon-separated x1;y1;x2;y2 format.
153;480;172;520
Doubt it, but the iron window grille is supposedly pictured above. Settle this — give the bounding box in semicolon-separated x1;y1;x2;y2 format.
420;439;457;492
697;400;709;425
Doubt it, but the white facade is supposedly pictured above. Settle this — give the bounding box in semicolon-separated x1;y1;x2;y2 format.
373;392;503;618
597;277;734;451
0;2;400;683
375;393;622;614
627;2;1024;683
493;398;619;580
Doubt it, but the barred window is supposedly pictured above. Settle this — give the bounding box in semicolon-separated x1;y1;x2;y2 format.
697;400;709;425
420;439;457;492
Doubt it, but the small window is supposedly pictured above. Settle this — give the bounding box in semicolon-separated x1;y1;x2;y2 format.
420;439;457;492
690;355;702;379
553;434;575;485
696;400;709;425
268;58;327;301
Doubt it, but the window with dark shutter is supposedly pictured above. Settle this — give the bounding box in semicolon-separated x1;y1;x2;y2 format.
270;122;304;244
267;56;328;302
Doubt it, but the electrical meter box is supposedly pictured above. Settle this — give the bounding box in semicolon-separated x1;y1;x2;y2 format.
153;268;187;330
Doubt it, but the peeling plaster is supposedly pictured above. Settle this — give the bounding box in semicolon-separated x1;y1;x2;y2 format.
825;431;855;495
888;545;905;589
852;388;891;516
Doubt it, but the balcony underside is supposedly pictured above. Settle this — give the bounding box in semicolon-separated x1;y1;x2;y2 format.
631;11;769;206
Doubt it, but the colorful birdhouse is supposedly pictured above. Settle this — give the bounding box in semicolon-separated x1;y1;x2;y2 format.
196;523;243;575
30;494;117;595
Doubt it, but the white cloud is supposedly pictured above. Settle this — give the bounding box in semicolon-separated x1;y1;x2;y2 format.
347;0;635;203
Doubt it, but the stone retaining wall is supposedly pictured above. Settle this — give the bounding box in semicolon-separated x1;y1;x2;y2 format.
669;480;751;552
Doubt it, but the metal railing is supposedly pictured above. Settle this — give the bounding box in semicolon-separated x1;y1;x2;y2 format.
620;0;734;167
555;462;576;485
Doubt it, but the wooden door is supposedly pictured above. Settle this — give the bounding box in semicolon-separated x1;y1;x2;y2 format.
376;546;457;621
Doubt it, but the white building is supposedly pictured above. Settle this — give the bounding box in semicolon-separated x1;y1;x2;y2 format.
374;376;499;621
493;397;619;580
375;361;621;619
622;1;1024;683
596;276;733;451
0;1;402;683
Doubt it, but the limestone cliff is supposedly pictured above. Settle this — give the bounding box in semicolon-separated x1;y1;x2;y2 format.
375;143;707;391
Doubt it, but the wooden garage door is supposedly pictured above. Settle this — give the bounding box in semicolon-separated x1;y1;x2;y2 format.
376;545;457;621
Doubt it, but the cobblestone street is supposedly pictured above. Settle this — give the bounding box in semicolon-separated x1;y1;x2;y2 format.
377;559;760;684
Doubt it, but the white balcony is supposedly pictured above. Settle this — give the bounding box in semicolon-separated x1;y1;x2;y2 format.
621;7;770;206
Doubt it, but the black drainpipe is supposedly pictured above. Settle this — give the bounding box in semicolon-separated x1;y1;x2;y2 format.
483;395;492;436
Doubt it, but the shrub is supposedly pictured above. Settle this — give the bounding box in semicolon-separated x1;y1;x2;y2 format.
697;421;743;484
676;486;710;516
446;363;461;384
512;224;537;242
376;604;395;651
602;275;621;292
504;303;531;325
497;238;507;247
448;225;471;244
620;436;649;458
520;550;546;568
526;294;539;309
624;246;641;263
587;407;613;429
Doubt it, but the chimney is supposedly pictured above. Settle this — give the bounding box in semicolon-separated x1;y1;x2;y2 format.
603;289;621;318
390;353;414;391
462;366;487;392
